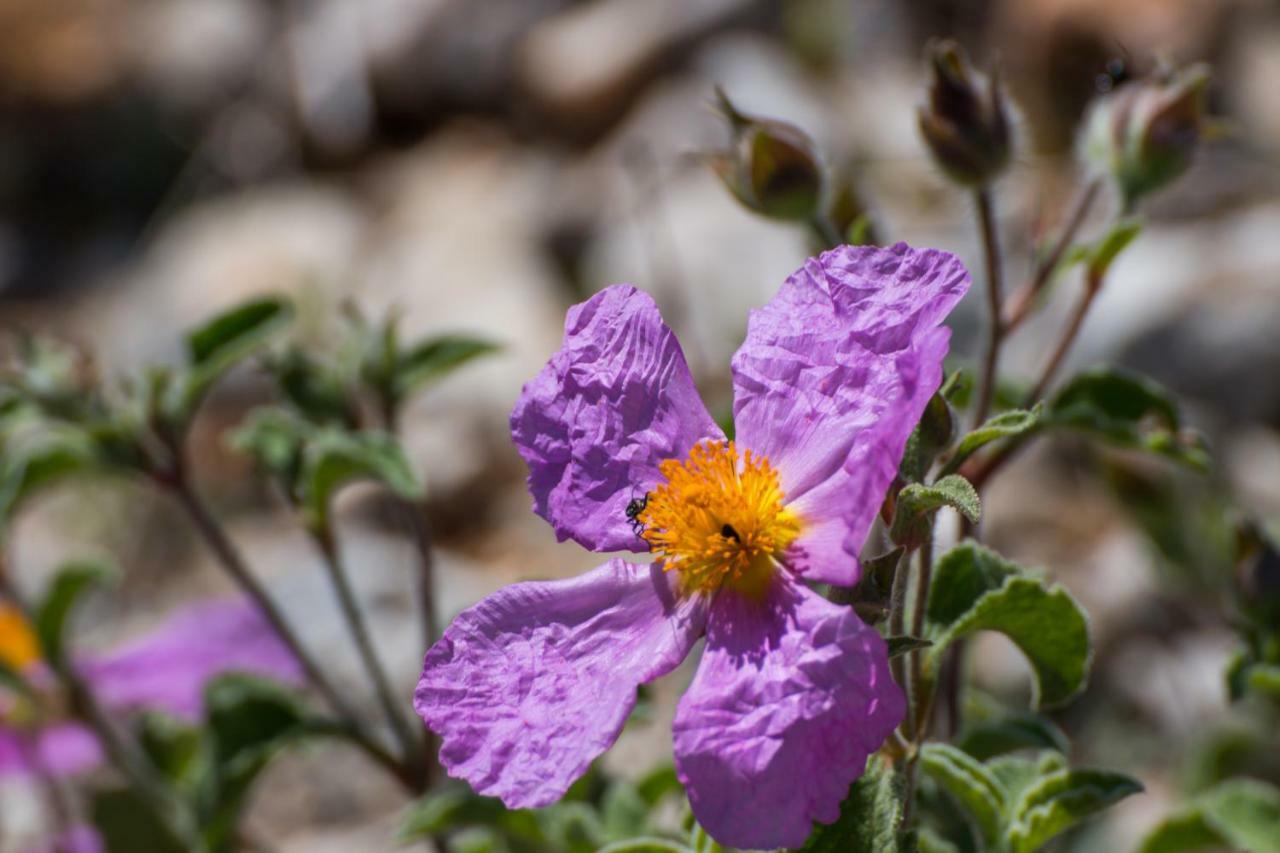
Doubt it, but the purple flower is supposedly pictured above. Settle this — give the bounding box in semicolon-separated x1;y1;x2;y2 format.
0;598;303;779
415;243;970;848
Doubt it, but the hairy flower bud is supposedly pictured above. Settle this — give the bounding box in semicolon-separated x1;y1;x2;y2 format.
709;88;824;222
917;40;1012;187
1084;64;1210;208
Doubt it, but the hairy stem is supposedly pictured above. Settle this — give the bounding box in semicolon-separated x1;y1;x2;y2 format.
972;187;1005;429
888;547;913;736
1002;180;1102;333
313;525;424;786
1025;270;1103;405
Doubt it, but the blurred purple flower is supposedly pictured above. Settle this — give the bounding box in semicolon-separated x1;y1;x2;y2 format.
0;598;302;779
415;243;970;848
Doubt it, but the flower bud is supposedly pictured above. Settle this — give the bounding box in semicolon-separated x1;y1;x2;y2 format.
917;40;1012;187
709;88;824;222
1084;64;1210;208
1236;523;1280;630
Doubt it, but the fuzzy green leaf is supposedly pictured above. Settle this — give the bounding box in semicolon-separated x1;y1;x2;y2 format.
34;559;113;666
919;743;1006;845
177;297;293;419
926;542;1091;708
203;673;309;851
1046;368;1208;470
0;426;100;527
890;475;980;548
1006;768;1143;853
1087;219;1142;280
800;755;910;852
886;636;933;659
957;711;1069;761
90;786;189;853
298;429;423;529
1139;778;1280;853
393;335;499;398
942;407;1042;474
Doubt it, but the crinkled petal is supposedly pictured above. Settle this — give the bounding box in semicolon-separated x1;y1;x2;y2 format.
78;598;303;720
731;243;969;585
672;577;904;850
0;724;103;779
416;559;706;808
511;286;722;552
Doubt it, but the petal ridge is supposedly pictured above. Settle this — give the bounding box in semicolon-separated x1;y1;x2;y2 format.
511;286;721;552
416;559;707;808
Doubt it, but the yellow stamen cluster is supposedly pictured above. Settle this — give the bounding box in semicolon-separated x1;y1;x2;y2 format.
638;440;800;598
0;603;40;672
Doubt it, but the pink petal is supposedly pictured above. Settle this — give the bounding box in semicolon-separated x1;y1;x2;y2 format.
511;285;722;553
78;598;303;720
416;559;707;808
731;243;969;585
673;577;904;849
0;724;103;779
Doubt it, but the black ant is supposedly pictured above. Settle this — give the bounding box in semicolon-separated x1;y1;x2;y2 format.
721;523;741;543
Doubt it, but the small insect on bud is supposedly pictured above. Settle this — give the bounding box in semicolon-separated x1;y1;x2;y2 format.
917;39;1012;187
1083;63;1211;208
708;87;824;222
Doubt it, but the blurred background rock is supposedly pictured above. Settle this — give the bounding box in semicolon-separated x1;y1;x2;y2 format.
2;0;1279;848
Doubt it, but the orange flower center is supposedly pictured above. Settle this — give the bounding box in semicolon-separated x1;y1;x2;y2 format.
0;603;40;672
638;440;801;599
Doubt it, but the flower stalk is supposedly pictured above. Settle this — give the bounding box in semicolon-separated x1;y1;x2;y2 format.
159;460;415;790
312;525;425;786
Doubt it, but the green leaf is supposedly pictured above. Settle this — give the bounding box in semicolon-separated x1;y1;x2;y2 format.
229;406;312;482
957;711;1069;761
1246;663;1280;700
848;547;904;625
596;840;690;853
635;764;683;808
176;296;293;420
1087;218;1142;280
886;636;933;658
1140;778;1280;853
918;743;1006;845
987;752;1068;804
941;407;1042;475
34;559;114;666
187;298;292;367
601;781;650;841
926;542;1091;708
398;788;508;841
917;827;962;853
450;827;512;853
536;801;605;853
90;786;189;853
136;712;207;793
901;392;956;483
393;335;499;398
298;429;423;529
202;673;309;850
1005;768;1143;853
1135;810;1223;853
0;426;100;526
800;755;910;852
1046;368;1208;469
890;476;980;549
688;822;725;853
